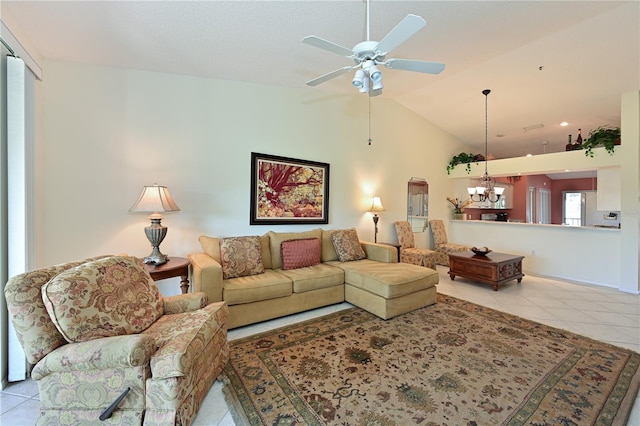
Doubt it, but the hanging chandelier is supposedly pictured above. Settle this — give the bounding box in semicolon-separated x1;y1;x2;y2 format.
467;89;504;203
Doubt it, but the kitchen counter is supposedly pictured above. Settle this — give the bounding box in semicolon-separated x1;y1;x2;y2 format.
452;219;620;231
447;219;621;288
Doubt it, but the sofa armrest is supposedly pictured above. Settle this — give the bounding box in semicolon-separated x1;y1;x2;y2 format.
163;292;208;314
188;252;223;303
361;242;397;263
32;334;155;380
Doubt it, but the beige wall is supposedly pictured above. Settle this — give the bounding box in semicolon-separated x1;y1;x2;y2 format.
37;60;465;293
33;62;640;294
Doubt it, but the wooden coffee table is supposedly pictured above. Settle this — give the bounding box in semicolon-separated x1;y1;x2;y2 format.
448;251;524;291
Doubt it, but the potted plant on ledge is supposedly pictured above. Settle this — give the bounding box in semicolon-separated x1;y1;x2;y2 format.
581;126;621;157
447;152;479;175
447;197;472;220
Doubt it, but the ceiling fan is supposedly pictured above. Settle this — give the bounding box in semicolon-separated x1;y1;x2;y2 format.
303;0;445;96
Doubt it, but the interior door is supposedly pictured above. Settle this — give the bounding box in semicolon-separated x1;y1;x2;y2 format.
526;187;535;223
537;188;551;224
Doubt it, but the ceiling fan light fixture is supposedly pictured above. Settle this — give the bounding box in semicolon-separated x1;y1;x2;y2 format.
372;79;383;91
352;69;365;88
303;1;445;94
368;65;382;82
359;75;370;93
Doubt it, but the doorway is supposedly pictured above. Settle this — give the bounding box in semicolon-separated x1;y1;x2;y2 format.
563;191;584;226
537;188;551;224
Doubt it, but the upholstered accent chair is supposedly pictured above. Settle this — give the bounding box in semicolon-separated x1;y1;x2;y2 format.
393;221;436;269
4;255;229;426
429;219;470;266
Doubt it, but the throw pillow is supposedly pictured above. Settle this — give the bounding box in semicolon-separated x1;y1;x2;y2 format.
200;234;272;269
281;238;321;270
331;228;366;262
219;236;265;279
41;256;164;343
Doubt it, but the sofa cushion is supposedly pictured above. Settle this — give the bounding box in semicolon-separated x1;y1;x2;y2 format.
268;229;322;269
42;256;164;343
222;270;292;305
321;229;340;262
220;236;265;279
331;228;366;262
335;259;439;299
281;238;321;270
200;234;271;269
278;263;345;293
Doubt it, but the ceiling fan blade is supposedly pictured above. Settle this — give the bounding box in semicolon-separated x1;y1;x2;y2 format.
303;36;354;57
384;58;445;75
376;14;426;55
306;66;354;86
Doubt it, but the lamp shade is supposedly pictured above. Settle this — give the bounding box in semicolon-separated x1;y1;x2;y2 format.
129;184;180;214
368;196;385;213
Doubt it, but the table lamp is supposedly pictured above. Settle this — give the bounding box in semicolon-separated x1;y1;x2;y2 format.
129;184;180;265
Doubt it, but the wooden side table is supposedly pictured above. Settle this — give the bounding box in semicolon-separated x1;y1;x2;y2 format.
144;257;191;294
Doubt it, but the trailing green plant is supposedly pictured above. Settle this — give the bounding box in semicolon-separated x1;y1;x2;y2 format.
447;152;477;175
581;126;620;157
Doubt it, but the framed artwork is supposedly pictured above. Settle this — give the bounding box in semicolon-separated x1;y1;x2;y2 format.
250;152;330;225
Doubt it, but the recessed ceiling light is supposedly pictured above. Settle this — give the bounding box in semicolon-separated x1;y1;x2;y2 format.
524;123;544;131
560;122;569;127
526;154;533;157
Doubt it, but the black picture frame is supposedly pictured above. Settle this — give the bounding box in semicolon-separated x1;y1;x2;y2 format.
250;152;330;225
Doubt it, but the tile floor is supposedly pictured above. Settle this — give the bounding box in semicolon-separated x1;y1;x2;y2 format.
1;266;639;425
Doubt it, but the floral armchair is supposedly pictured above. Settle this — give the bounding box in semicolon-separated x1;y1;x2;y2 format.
429;219;470;266
393;221;436;269
4;255;229;425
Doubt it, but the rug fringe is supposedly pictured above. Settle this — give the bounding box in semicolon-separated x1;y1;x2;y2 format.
612;353;640;426
220;373;252;426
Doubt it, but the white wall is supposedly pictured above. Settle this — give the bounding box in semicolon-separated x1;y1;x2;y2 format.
449;221;621;288
38;61;464;294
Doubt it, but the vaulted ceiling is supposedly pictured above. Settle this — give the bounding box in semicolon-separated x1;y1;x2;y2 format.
3;1;638;159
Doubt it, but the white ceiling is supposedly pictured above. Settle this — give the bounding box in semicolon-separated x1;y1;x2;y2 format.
3;1;638;159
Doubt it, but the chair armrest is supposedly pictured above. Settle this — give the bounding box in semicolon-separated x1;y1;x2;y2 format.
163;292;208;314
361;241;397;263
32;334;155;380
188;252;223;303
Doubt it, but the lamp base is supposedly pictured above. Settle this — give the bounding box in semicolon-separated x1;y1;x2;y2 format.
143;218;169;265
143;247;169;265
372;214;380;243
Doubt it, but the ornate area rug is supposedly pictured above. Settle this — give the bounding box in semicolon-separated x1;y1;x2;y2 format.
221;294;640;425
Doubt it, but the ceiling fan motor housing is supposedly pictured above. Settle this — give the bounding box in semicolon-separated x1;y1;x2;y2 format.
352;41;385;63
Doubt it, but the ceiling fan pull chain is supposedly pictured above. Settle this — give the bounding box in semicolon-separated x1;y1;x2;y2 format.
368;95;373;145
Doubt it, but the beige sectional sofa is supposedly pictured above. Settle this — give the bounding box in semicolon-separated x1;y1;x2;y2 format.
189;228;439;329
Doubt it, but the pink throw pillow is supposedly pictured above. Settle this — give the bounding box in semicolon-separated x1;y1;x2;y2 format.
281;238;321;270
